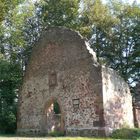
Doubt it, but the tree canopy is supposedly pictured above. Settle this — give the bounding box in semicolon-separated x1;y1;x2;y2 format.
0;0;25;22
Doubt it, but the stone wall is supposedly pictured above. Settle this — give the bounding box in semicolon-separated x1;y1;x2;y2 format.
133;83;140;127
17;27;134;136
17;27;105;136
133;106;140;128
102;66;134;135
134;83;140;105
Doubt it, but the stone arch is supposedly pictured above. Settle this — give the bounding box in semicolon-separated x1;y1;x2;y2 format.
42;97;65;134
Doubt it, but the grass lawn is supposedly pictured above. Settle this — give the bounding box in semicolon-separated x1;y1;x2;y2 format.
0;136;134;140
0;136;120;140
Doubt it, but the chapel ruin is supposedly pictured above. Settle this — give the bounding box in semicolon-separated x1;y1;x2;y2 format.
17;27;134;136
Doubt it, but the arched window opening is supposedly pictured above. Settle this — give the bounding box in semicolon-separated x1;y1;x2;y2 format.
45;99;64;134
54;101;61;114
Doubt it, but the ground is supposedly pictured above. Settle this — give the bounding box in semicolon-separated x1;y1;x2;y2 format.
0;135;140;140
0;136;117;140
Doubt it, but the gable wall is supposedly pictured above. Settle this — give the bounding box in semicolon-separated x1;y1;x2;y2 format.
17;28;105;136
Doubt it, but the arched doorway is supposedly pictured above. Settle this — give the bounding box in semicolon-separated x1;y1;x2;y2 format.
44;98;64;134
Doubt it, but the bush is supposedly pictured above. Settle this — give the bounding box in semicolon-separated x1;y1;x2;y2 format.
0;108;17;134
0;60;22;134
48;131;65;137
111;128;140;139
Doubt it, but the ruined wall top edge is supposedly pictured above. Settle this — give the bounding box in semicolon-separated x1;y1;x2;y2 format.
102;65;131;95
34;27;97;63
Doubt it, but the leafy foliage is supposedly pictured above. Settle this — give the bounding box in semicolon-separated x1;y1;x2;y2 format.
81;0;140;87
38;0;80;29
111;128;140;139
0;0;25;22
0;59;22;133
48;131;65;137
54;101;61;114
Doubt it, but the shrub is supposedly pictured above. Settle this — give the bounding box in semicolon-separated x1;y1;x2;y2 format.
48;131;65;137
111;128;140;139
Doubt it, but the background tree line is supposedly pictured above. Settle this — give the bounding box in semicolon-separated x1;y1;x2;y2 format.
0;0;139;133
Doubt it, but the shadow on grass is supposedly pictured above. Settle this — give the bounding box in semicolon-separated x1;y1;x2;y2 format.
0;134;16;137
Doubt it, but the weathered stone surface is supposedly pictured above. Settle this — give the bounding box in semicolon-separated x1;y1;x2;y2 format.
17;27;134;136
133;83;140;127
102;67;134;135
134;83;140;105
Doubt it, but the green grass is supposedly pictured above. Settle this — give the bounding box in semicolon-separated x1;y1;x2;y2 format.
2;128;140;140
0;136;140;140
111;128;140;139
0;136;135;140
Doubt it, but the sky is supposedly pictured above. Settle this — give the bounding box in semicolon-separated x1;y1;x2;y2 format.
31;0;140;5
129;0;140;3
102;0;140;4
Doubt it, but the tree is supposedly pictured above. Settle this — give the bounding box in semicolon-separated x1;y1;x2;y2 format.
105;1;140;86
0;59;22;133
81;0;118;57
0;1;38;133
81;0;140;88
39;0;80;29
0;0;25;22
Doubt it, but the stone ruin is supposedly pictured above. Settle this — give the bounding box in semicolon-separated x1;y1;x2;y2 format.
133;83;140;127
17;27;134;136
